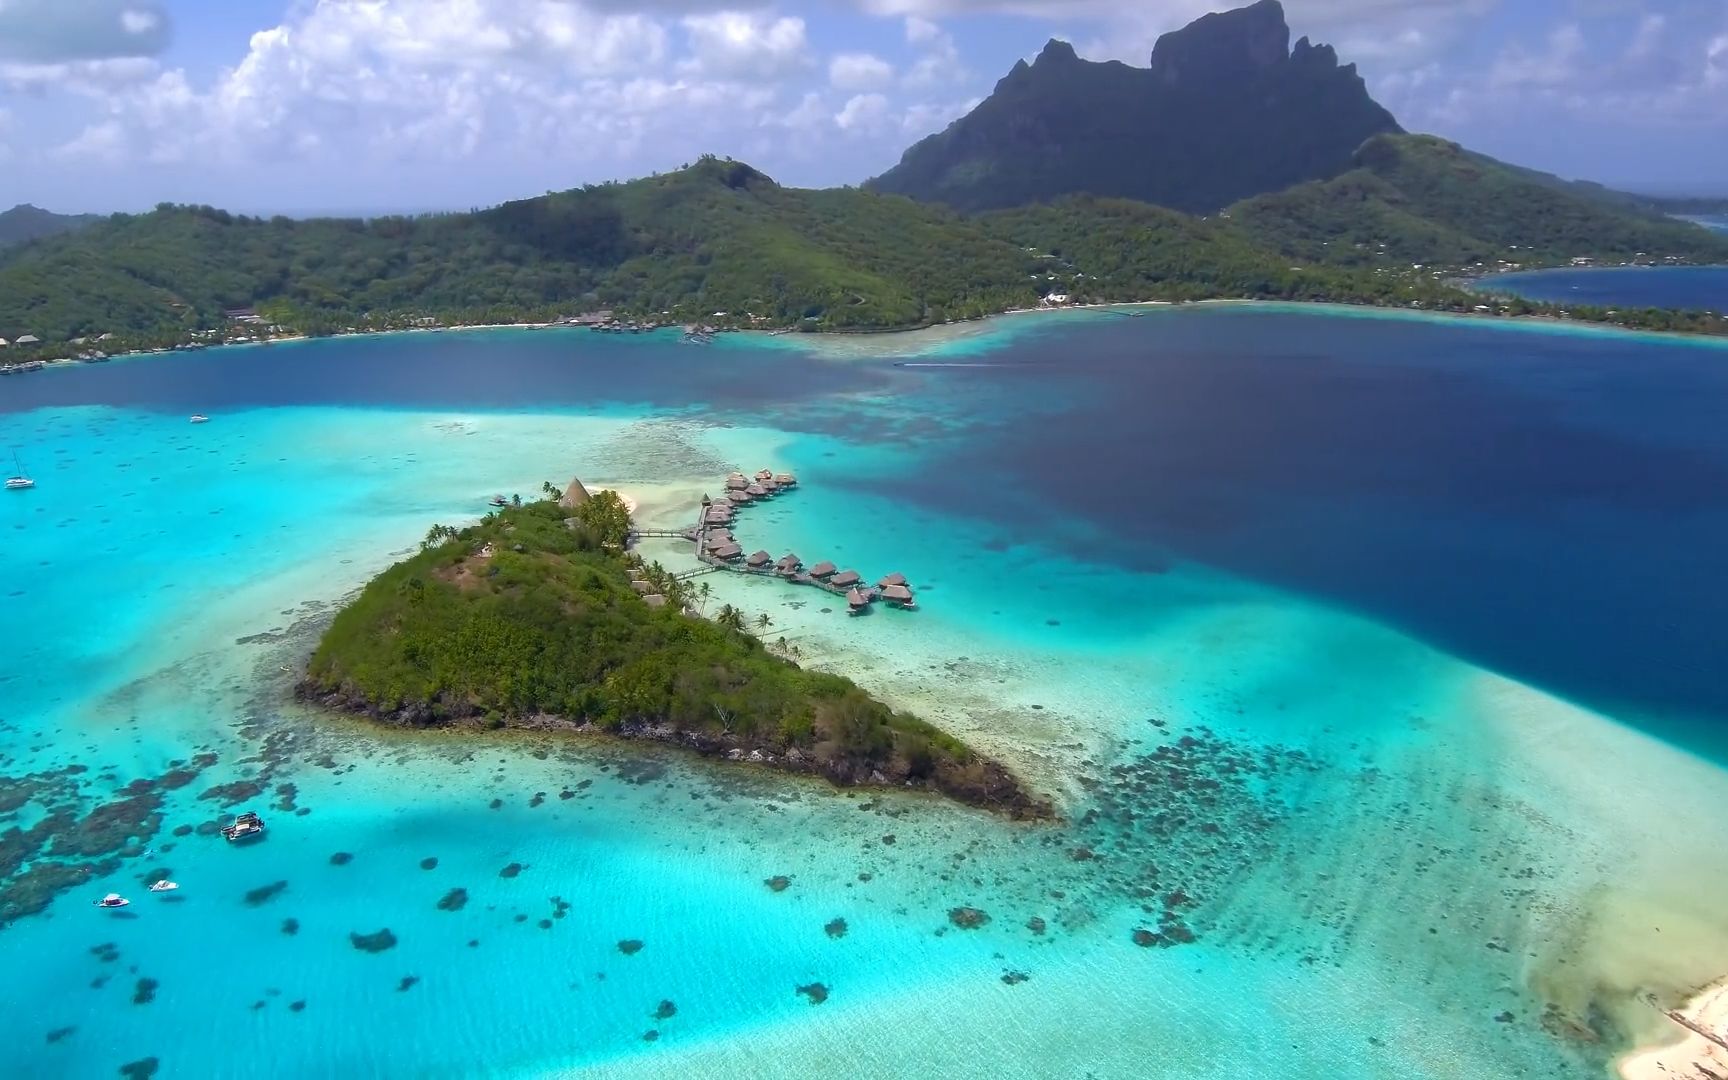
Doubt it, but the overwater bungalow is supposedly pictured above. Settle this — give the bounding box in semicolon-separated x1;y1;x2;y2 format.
705;506;733;524
747;550;772;568
713;541;744;560
776;553;801;574
755;469;773;481
726;476;748;491
846;588;870;612
830;569;862;588
809;561;837;579
877;572;907;588
774;473;796;486
881;584;915;608
726;490;752;504
745;484;768;497
704;533;733;552
759;478;779;493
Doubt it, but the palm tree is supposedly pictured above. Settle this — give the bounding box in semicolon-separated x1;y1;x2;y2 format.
756;612;772;632
697;580;712;613
542;481;561;500
716;604;746;632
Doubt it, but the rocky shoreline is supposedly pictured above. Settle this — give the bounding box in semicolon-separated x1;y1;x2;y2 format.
295;683;1055;821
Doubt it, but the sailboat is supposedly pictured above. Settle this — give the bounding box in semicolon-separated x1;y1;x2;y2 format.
5;450;33;491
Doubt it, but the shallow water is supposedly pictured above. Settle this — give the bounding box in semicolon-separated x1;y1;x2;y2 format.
1477;265;1728;311
3;310;1726;1077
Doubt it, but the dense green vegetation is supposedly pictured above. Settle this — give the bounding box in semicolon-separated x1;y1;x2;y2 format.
303;494;1047;816
0;204;100;248
1230;135;1728;268
868;2;1399;215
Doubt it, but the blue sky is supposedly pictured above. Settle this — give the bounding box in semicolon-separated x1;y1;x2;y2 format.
1;0;1724;214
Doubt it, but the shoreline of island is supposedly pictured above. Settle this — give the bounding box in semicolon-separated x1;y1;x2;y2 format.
1616;977;1728;1080
11;286;1728;382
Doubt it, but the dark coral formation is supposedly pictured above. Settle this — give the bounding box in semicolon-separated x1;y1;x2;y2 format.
824;918;848;939
948;906;990;930
1000;970;1029;985
796;982;829;1005
329;852;353;866
118;1057;159;1079
765;875;791;893
653;1000;677;1020
499;862;523;878
436;888;468;912
617;939;644;955
132;978;158;1005
419;857;437;870
349;928;397;953
280;918;299;936
396;976;419;992
243;880;288;906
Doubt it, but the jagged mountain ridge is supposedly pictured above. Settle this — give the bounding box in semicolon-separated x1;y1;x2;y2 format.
866;0;1400;214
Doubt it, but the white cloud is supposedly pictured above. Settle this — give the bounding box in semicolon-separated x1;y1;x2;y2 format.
829;51;894;90
680;11;810;78
0;0;170;62
834;92;890;134
52;118;127;162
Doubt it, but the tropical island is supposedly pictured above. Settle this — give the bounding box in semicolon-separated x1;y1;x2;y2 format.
298;488;1052;819
3;0;1726;368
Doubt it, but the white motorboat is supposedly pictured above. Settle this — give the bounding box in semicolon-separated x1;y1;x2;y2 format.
94;893;130;909
148;880;179;893
189;414;210;424
221;810;266;842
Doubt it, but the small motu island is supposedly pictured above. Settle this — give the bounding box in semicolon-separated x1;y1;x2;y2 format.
299;484;1050;819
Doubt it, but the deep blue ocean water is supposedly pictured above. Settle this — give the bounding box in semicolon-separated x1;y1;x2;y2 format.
3;310;1728;1077
1478;265;1728;311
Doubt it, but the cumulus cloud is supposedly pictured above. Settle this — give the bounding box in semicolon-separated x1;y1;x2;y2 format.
680;11;810;78
829;51;894;90
0;0;170;62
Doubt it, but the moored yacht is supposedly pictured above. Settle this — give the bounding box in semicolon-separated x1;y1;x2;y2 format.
94;893;130;909
189;414;210;424
148;880;179;892
6;450;33;490
221;810;266;842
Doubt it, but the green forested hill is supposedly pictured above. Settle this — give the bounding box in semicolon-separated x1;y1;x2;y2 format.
0;159;1044;341
1228;134;1728;268
0;204;101;248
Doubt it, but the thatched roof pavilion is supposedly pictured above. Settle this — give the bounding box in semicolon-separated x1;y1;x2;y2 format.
745;484;767;497
846;588;869;607
877;572;907;588
559;477;591;509
809;561;837;578
747;550;772;567
642;593;668;608
775;553;801;573
631;579;652;594
704;508;732;525
881;584;914;604
713;541;743;560
759;478;779;493
726;476;748;491
755;469;773;480
830;569;861;588
727;490;752;504
774;472;796;486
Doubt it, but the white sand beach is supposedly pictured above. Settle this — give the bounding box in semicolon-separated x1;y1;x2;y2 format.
1618;979;1728;1080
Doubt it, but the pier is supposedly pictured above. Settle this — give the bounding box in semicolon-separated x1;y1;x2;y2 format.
635;468;917;616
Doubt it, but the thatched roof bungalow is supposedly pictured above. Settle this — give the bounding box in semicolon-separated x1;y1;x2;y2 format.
830;569;861;588
877;572;907;588
559;477;591;509
642;593;668;608
631;579;652;594
774;472;796;486
846;588;869;608
745;484;767;497
747;550;772;568
726;490;751;504
755;469;773;480
713;541;743;560
809;561;837;578
726;476;748;491
775;553;801;573
881;584;914;605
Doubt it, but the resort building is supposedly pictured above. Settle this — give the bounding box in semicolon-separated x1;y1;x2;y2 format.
809;561;837;579
830;569;862;588
747;550;772;568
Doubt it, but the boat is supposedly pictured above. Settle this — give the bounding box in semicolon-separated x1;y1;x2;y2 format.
148;880;179;892
489;494;508;507
94;894;130;909
189;414;210;424
221;810;266;842
5;450;33;491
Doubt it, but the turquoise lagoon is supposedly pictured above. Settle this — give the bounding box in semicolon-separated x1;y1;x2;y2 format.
3;309;1728;1078
1476;265;1728;311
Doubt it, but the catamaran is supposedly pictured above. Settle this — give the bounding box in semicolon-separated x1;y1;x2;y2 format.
5;451;33;491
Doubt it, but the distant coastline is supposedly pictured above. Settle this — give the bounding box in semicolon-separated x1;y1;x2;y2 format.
9;285;1728;380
